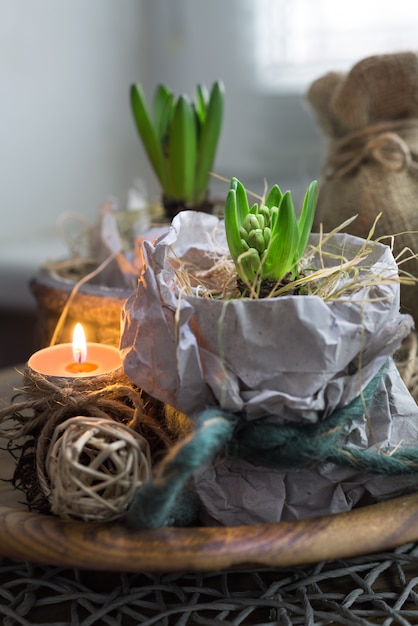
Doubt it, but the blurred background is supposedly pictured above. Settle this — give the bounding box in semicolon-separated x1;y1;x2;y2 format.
1;0;418;365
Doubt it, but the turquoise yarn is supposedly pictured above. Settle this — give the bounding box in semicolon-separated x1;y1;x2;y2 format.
228;364;382;469
127;362;418;530
126;409;237;529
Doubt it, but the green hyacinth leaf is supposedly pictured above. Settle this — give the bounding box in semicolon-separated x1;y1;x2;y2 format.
130;83;166;187
269;206;279;229
263;191;299;280
195;83;209;125
167;95;197;202
233;177;250;225
224;186;243;262
264;184;283;210
296;180;318;260
194;80;225;204
158;95;177;197
153;84;171;128
156;92;176;145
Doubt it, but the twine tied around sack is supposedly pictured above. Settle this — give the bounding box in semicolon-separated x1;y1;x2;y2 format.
324;119;418;179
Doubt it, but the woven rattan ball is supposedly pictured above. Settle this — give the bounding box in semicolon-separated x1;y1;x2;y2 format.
45;416;151;522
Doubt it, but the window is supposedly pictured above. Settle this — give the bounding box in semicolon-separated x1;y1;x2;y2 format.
255;0;418;90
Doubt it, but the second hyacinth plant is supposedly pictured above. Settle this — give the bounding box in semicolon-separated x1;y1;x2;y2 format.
131;81;224;219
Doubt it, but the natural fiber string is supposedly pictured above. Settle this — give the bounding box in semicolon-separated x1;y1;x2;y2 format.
324;119;418;179
1;367;171;513
127;361;418;530
0;368;150;440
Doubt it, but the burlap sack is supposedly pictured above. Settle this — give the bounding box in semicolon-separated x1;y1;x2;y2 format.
307;51;418;325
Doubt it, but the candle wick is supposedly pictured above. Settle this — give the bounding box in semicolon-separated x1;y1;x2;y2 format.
75;349;82;364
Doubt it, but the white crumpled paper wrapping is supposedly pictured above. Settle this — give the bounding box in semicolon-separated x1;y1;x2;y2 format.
90;179;167;289
120;210;418;524
194;358;418;524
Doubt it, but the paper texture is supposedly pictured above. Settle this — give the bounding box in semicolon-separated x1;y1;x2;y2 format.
120;210;418;523
194;359;418;524
91;180;162;288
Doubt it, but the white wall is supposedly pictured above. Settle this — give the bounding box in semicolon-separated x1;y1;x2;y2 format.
1;0;150;243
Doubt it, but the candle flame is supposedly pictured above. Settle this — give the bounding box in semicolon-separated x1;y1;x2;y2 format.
72;323;88;363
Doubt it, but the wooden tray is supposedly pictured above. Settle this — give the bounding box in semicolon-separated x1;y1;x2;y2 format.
2;366;418;573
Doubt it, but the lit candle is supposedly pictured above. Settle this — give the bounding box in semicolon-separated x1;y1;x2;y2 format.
65;323;99;374
27;323;122;379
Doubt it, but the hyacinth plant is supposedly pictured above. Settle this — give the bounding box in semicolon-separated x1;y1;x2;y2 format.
224;177;318;297
130;81;224;218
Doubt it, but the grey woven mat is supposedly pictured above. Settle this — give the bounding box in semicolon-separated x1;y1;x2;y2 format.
2;543;418;626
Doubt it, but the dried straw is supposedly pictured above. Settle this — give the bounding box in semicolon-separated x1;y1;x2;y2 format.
170;214;418;303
